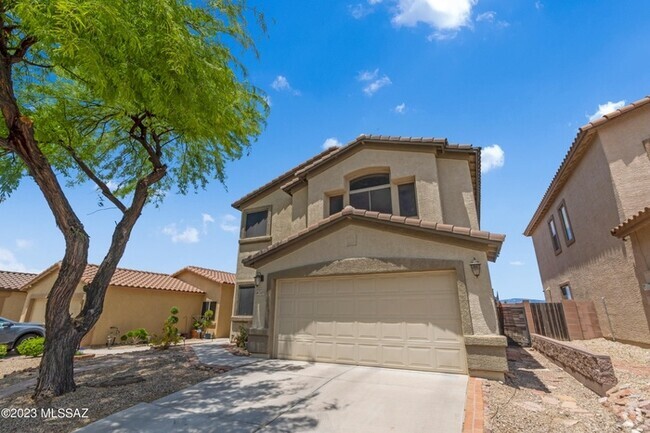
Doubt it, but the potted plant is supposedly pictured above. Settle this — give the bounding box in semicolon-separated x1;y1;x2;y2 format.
191;310;214;339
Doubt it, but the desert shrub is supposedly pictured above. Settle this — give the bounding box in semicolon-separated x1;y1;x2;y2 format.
120;328;149;345
234;325;248;349
0;344;7;358
16;337;45;357
150;307;182;349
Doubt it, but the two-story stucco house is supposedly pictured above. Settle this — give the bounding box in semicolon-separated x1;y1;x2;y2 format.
230;135;507;380
525;96;650;346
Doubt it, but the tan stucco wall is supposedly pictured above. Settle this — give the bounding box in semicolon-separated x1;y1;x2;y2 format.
20;271;85;323
173;270;235;338
252;223;499;336
631;224;650;327
0;290;27;321
84;285;203;346
437;157;479;229
530;123;650;345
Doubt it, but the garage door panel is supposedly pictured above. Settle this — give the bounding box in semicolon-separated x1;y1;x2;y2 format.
275;272;466;374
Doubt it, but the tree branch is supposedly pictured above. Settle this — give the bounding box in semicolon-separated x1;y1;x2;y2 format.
61;144;127;213
10;36;36;63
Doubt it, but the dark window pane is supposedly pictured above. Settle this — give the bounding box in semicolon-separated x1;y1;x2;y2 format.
350;191;369;210
398;183;417;217
237;286;255;316
245;210;268;238
329;195;344;215
561;285;573;300
350;174;390;191
559;205;574;242
549;219;561;253
201;301;217;316
370;187;392;213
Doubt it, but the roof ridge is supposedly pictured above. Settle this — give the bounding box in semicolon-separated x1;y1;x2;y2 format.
0;270;38;276
185;265;235;274
87;263;173;277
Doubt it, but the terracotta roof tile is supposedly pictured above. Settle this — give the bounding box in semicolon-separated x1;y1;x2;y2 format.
611;206;650;238
173;266;236;285
81;265;204;293
525;96;650;236
0;270;37;291
243;206;505;266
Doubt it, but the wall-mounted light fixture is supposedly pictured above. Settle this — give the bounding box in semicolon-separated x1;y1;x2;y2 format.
469;258;481;278
254;271;264;287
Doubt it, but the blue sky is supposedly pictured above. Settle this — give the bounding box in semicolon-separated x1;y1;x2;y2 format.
1;0;650;301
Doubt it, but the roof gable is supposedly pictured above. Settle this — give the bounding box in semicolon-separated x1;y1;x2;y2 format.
172;266;236;284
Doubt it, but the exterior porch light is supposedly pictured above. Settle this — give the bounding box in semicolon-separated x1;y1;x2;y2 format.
469;258;481;278
254;271;264;287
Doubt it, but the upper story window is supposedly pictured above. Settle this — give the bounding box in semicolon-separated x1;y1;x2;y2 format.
243;209;269;238
560;284;573;300
349;174;392;214
329;194;344;216
548;216;562;255
558;201;575;245
398;183;418;217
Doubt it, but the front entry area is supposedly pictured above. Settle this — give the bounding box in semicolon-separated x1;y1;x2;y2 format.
274;271;467;374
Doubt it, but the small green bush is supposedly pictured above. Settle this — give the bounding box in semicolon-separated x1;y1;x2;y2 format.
0;344;7;358
150;307;182;349
16;337;45;357
120;328;149;345
234;325;248;349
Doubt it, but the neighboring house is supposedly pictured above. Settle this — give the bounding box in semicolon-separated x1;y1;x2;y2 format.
20;263;205;346
230;135;507;380
525;96;650;346
0;270;35;321
172;266;236;338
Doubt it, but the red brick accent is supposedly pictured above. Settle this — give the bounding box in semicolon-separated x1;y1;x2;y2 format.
463;377;485;433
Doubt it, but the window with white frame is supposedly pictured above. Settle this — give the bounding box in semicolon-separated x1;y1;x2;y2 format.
548;216;562;254
349;174;392;213
558;201;575;245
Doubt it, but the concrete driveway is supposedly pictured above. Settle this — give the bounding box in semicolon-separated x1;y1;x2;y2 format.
77;360;468;433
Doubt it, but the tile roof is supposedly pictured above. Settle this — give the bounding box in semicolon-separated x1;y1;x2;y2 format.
232;134;481;221
611;206;650;238
172;266;236;284
22;263;204;294
242;206;505;267
0;270;37;291
524;96;650;236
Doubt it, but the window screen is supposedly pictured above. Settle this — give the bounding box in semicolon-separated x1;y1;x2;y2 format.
329;195;344;215
398;183;417;217
236;286;255;316
244;210;268;238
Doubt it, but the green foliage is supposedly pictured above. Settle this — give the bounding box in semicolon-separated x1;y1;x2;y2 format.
234;325;248;349
0;344;7;358
1;0;267;203
151;307;182;349
16;337;45;357
193;309;215;332
120;328;149;345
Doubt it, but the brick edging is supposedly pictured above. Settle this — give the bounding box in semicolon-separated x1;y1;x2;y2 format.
463;377;485;433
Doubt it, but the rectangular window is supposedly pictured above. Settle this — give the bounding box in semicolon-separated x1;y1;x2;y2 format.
243;210;268;238
558;201;575;245
236;285;255;316
398;183;418;217
201;301;217;316
349;174;392;213
548;216;562;254
560;284;573;300
329;195;344;215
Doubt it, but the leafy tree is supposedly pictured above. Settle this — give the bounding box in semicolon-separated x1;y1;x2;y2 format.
0;0;266;397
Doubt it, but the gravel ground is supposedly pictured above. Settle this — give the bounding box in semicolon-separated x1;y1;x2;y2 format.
0;345;227;433
485;346;620;433
0;355;41;380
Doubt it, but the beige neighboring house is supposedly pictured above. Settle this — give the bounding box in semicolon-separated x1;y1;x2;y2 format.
525;96;650;346
0;270;35;321
20;263;204;346
172;266;235;338
230;135;507;380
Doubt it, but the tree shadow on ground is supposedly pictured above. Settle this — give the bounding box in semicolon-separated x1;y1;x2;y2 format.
503;346;551;393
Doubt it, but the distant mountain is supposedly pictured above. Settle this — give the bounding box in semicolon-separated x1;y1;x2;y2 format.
499;298;545;304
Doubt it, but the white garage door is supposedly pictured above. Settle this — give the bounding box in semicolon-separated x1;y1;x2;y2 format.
274;271;467;374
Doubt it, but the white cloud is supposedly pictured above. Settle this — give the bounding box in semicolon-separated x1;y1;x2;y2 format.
219;214;239;234
202;213;215;233
535;1;544;10
392;0;476;33
349;4;371;19
509;261;525;266
0;247;38;273
588;100;625;122
394;103;406;114
162;224;200;244
271;75;301;96
476;11;496;22
15;239;33;249
368;0;383;4
481;144;505;174
357;69;379;82
322;137;343;150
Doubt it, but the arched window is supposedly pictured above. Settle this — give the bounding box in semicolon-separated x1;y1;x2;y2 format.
349;174;392;213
